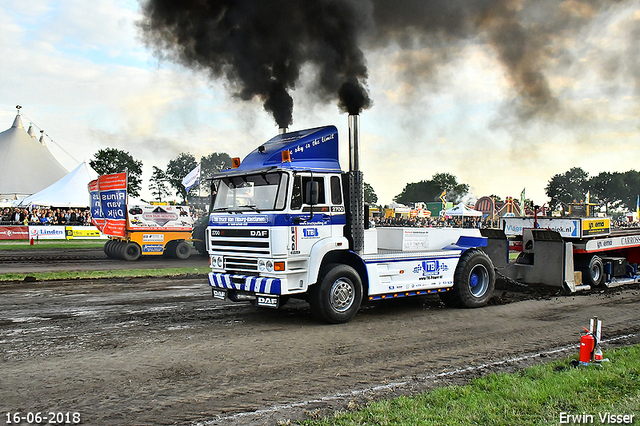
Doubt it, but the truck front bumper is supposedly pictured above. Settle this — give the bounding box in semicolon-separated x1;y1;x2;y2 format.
208;272;282;295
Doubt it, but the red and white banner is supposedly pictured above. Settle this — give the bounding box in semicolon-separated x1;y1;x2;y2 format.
95;172;127;237
0;226;29;240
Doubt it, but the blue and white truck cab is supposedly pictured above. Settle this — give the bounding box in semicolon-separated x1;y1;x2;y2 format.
206;116;495;323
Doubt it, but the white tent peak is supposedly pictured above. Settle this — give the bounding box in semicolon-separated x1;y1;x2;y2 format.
0;110;69;200
12;113;24;129
27;124;36;138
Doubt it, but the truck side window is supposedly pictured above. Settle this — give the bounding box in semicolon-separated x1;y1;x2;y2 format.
291;176;302;210
291;176;326;210
330;176;342;205
303;177;325;205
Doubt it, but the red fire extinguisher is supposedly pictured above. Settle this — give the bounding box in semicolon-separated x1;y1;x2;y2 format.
579;328;595;364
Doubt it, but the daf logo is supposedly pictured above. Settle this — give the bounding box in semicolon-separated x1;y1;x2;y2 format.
251;230;268;237
256;296;278;308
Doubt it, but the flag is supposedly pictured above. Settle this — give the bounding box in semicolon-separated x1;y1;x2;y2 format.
182;164;201;193
585;190;590;204
636;195;639;222
439;190;446;203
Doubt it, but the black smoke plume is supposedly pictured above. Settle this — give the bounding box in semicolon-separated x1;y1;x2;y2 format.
139;0;630;126
139;0;372;128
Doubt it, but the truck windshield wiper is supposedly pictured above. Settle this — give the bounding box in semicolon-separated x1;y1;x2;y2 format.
239;205;262;213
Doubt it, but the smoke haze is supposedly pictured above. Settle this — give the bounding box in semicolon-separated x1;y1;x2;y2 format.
139;0;635;126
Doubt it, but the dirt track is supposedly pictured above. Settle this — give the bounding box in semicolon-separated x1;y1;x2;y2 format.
1;248;639;425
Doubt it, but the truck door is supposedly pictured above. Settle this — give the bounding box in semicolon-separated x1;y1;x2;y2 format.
289;174;333;255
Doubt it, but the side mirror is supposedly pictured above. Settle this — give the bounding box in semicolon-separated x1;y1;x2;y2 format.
305;180;319;206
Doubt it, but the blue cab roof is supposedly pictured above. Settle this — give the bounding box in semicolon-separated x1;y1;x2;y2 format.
232;125;341;173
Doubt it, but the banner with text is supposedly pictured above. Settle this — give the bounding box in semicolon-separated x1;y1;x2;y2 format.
97;172;127;237
88;179;105;230
0;226;29;240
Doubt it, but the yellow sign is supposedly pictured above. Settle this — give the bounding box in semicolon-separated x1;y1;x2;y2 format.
582;218;610;236
65;226;103;239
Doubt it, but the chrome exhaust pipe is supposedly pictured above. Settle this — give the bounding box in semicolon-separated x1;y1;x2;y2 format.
348;115;360;172
347;114;364;254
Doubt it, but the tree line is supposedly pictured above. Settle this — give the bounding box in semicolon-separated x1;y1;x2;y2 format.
89;148;232;201
91;149;637;216
545;167;640;214
89;148;380;204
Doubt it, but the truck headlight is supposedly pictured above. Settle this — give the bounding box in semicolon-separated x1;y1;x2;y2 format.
266;260;274;272
212;255;224;269
258;259;266;271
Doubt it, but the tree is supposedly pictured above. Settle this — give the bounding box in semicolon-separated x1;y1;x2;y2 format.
200;152;233;196
588;171;624;215
621;170;640;211
364;182;378;204
545;167;589;212
393;173;469;205
149;166;170;202
90;148;143;197
165;152;197;202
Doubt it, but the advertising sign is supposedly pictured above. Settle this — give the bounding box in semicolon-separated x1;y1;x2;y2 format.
581;218;610;237
65;226;106;240
29;226;66;240
502;218;579;238
127;205;194;231
0;226;29;240
88;179;105;230
97;172;127;237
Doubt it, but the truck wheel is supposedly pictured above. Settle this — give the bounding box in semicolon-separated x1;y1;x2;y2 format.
104;240;115;258
122;242;141;261
114;241;126;260
174;241;191;260
309;264;362;324
440;249;495;308
164;241;176;258
581;255;604;287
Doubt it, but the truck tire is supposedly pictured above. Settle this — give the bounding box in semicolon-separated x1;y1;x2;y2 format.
309;264;363;324
104;240;115;258
174;241;191;260
122;242;141;261
581;255;604;287
164;241;176;258
440;249;495;308
114;241;126;260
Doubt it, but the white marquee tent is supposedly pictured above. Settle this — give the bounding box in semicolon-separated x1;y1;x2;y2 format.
443;202;483;217
16;161;98;208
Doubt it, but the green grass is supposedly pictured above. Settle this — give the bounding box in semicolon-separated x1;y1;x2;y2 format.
0;240;106;250
0;267;206;282
304;345;640;426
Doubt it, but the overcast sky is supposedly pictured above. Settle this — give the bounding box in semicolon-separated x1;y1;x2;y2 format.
2;0;640;206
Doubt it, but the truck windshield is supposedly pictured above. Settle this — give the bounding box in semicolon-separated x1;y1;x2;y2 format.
212;172;288;212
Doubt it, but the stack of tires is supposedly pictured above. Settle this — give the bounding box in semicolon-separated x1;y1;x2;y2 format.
103;239;191;261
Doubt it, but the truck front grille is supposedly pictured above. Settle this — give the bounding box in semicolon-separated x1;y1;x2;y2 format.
209;227;270;273
224;257;259;273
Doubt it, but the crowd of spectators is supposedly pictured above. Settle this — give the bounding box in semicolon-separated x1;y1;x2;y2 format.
374;216;485;229
611;219;640;229
0;207;92;226
376;215;640;230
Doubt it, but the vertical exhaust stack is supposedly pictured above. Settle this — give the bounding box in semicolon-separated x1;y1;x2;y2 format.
279;127;288;135
348;114;360;172
347;114;365;254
